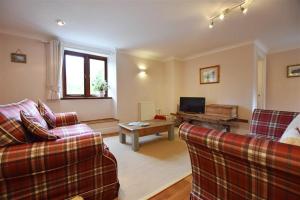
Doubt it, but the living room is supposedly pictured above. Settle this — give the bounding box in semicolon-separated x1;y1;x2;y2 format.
0;0;300;200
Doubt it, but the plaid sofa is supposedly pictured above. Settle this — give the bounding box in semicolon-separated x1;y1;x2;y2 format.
179;109;300;200
0;100;119;200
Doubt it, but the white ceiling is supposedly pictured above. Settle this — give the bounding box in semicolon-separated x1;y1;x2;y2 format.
0;0;299;60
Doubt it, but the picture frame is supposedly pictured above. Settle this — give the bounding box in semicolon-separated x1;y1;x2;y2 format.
287;64;300;78
200;65;220;84
11;53;27;63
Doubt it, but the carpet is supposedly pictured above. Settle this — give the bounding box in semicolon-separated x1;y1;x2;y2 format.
103;129;191;200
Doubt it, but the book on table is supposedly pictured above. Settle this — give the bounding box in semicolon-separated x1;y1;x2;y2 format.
127;122;150;127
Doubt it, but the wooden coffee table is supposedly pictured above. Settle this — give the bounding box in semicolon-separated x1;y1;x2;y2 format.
118;120;175;151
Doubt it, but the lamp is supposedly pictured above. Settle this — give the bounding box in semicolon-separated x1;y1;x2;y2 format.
138;64;147;78
209;1;250;28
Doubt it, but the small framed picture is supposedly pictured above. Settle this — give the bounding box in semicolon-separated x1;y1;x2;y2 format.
11;53;27;63
287;64;300;78
200;65;220;84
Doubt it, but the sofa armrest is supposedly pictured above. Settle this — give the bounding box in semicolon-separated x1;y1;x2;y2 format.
0;133;103;179
179;122;300;176
55;112;78;127
179;122;300;199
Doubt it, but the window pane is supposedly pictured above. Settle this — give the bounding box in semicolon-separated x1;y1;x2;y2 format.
65;55;84;95
90;59;105;96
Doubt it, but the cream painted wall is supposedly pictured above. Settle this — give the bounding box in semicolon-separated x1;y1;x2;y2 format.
182;44;255;120
0;33;114;121
163;59;183;114
1;32;299;124
266;48;300;112
116;52;166;122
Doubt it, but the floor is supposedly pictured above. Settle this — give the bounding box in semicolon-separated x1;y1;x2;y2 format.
148;175;192;200
103;131;191;200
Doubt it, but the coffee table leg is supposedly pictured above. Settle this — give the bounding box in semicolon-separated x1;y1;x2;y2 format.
131;131;139;151
119;132;126;144
168;124;175;141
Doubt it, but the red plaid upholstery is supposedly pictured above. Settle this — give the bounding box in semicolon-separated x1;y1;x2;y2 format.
0;113;26;146
38;100;56;128
180;122;300;200
0;99;48;129
0;133;119;199
20;110;59;141
0;99;49;146
250;109;299;140
55;112;78;127
0;100;119;199
50;123;94;138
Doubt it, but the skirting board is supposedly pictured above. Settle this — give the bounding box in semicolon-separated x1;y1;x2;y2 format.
141;171;192;200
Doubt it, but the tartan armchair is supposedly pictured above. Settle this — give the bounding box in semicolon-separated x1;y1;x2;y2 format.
180;109;300;200
0;99;119;199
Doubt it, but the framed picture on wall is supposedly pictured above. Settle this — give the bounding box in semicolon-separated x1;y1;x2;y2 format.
11;53;27;63
200;65;220;84
287;64;300;78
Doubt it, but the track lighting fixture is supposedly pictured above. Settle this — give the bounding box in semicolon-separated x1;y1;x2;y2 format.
209;0;250;29
209;20;214;29
240;6;248;14
219;13;225;20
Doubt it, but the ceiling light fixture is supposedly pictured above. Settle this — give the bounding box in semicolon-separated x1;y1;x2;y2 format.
240;6;248;14
209;20;214;29
56;19;66;26
209;0;250;28
219;13;225;20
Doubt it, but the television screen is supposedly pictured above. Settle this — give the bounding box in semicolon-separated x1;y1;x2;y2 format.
179;97;205;113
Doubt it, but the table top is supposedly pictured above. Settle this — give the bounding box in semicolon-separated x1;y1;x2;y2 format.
119;119;174;131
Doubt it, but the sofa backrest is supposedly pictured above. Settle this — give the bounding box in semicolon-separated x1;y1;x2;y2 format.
250;109;299;140
0;99;48;131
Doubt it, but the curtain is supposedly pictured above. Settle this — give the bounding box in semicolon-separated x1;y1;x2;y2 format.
46;40;63;100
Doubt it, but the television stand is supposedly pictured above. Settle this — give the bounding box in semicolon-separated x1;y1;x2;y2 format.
171;112;236;132
171;104;244;132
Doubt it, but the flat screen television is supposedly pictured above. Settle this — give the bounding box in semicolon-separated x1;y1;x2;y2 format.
179;97;205;113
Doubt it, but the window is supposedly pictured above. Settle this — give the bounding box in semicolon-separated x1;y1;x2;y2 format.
62;50;108;99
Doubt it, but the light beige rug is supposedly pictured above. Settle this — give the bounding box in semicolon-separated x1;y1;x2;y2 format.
103;130;191;200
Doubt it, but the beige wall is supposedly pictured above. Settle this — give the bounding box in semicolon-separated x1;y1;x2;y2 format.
116;52;166;122
266;48;300;112
163;59;184;114
0;33;114;121
1;32;299;123
182;44;255;120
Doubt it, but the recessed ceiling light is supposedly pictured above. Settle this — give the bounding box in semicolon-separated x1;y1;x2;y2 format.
56;19;66;26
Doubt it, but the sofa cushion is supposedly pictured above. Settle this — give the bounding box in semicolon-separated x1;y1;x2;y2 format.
38;100;56;128
20;110;59;141
279;127;300;140
250;109;299;140
0;99;48;130
0;113;26;146
50;124;94;138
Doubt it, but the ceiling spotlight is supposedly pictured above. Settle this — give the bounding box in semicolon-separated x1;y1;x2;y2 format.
209;20;214;29
240;6;248;14
56;19;66;26
219;13;225;20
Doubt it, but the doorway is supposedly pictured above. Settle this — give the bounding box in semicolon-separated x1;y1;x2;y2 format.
256;56;266;109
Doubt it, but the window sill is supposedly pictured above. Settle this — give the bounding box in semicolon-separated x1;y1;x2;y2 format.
61;97;112;100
